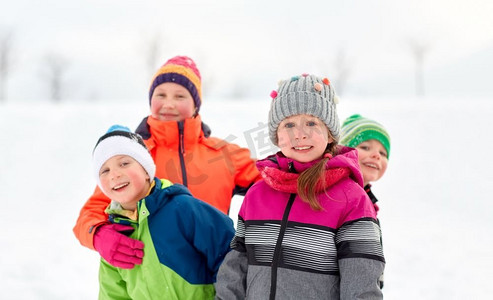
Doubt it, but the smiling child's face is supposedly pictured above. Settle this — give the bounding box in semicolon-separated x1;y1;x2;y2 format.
355;139;388;185
150;82;196;122
99;155;150;210
277;114;332;163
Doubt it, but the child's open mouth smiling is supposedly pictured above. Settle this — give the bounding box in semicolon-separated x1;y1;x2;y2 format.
362;162;379;170
113;182;129;191
293;146;312;150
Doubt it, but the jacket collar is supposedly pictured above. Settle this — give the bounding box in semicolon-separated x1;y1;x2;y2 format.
143;178;192;213
145;115;204;151
256;146;365;188
105;179;191;221
272;152;321;173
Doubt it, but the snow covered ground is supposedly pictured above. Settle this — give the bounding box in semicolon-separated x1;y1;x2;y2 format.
1;96;492;299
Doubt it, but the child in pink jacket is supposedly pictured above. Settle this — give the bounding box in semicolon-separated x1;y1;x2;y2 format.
215;74;385;299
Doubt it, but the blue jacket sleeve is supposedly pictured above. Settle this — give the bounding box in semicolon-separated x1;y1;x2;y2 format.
182;197;236;279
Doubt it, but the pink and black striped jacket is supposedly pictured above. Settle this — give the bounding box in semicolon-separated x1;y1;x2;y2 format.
215;146;385;300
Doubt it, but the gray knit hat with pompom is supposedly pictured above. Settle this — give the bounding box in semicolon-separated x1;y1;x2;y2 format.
268;74;340;145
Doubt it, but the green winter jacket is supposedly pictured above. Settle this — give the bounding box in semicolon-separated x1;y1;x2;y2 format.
98;178;235;300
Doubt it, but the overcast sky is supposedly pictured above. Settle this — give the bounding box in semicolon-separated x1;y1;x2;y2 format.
2;0;493;101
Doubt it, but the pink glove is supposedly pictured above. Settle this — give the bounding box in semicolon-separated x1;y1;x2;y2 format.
93;223;145;269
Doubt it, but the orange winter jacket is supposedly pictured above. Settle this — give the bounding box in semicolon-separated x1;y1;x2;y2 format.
73;115;261;249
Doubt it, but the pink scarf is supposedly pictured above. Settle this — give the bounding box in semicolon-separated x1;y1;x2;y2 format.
260;166;350;194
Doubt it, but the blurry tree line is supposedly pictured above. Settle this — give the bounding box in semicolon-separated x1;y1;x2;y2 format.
0;27;430;103
0;28;70;103
0;29;13;102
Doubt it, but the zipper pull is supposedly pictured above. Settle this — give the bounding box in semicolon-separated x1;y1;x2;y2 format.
288;162;295;173
178;121;185;154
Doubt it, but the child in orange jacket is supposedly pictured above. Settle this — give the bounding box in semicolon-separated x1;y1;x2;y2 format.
74;55;261;269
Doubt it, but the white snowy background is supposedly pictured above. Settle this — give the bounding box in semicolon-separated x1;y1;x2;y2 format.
2;0;493;299
1;96;492;299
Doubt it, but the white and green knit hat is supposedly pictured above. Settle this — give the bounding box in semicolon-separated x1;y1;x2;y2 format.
339;114;391;158
268;74;340;145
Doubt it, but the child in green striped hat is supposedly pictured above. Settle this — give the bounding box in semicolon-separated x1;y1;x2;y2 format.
340;114;390;211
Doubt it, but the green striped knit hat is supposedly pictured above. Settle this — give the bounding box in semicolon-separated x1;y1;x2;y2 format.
340;114;391;158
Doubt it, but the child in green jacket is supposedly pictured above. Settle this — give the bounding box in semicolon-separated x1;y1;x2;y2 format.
340;114;391;211
92;124;234;299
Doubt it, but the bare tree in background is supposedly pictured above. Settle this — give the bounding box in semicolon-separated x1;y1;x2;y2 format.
42;53;69;102
0;29;14;102
317;48;352;96
409;39;430;97
146;32;162;75
332;49;352;95
230;78;249;99
191;52;215;98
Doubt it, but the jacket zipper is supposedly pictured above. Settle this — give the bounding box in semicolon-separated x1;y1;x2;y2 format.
269;193;296;300
178;121;188;187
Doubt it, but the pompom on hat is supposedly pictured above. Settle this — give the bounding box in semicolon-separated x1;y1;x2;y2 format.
339;114;391;158
148;55;202;113
268;74;341;145
92;125;156;189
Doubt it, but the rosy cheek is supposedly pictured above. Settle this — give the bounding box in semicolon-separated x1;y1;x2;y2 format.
150;103;157;112
277;133;291;147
